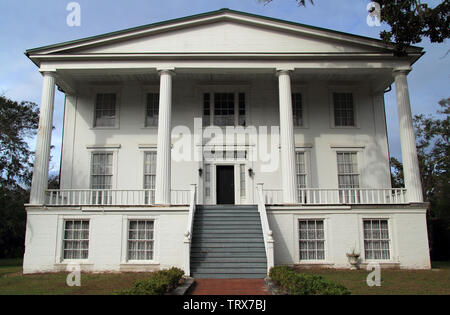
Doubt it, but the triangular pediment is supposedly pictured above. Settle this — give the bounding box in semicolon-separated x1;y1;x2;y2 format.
27;9;422;59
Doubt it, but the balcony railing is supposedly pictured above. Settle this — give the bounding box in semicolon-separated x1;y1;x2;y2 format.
45;188;408;206
45;189;191;206
263;188;408;205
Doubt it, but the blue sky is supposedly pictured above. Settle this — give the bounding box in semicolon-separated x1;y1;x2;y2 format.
0;0;448;175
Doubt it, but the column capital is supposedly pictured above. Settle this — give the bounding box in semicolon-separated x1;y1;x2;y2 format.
157;67;176;76
39;70;58;78
276;69;294;77
393;67;411;77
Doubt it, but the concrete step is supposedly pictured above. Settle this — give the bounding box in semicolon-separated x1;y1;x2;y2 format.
191;267;267;274
191;251;266;258
193;231;263;237
193;228;263;233
191;242;265;249
195;213;260;218
196;205;257;210
192;237;264;243
191;256;267;266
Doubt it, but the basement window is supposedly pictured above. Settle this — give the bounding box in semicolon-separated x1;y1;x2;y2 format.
128;220;154;261
299;219;325;261
63;220;89;260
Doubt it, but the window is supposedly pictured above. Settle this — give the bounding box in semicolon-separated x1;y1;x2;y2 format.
145;93;159;127
238;93;246;126
204;164;211;198
214;93;235;126
337;152;360;203
128;220;154;260
203;93;211;127
143;152;157;204
363;219;390;260
296;152;307;202
292;93;303;127
240;164;246;198
94;93;116;127
299;219;325;260
203;92;246;127
91;152;113;204
63;220;89;260
333;92;355;127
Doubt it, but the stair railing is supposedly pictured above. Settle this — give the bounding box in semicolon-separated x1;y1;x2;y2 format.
183;184;197;277
256;183;275;275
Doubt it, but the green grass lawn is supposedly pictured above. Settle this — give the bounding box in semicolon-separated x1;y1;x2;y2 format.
297;261;450;295
1;259;449;294
0;259;153;295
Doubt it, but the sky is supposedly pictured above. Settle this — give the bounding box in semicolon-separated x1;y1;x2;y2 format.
0;0;448;176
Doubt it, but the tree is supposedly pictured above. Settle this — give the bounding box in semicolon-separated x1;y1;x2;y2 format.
0;95;39;258
261;0;450;55
0;95;39;188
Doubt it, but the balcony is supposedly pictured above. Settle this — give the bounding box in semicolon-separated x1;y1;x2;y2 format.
263;188;408;205
45;189;191;206
44;188;408;206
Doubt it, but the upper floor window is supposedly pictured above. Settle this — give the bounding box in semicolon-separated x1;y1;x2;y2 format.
337;152;360;203
203;92;246;127
91;152;113;190
94;93;116;127
333;92;355;127
145;93;159;127
143;151;157;204
292;93;303;127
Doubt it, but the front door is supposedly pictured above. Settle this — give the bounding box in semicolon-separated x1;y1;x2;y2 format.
216;165;235;205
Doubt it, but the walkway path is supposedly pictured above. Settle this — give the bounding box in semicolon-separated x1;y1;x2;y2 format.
188;279;271;295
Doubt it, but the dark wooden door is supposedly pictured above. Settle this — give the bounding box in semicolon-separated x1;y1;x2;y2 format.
216;166;235;205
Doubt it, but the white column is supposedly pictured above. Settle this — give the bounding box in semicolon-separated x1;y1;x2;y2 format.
277;70;297;204
393;68;423;202
155;69;174;205
30;71;56;204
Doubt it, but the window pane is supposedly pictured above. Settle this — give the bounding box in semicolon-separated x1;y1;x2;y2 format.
127;220;155;261
333;92;355;126
145;93;159;127
363;219;390;260
95;93;116;127
63;220;89;259
298;219;325;261
292;93;303;127
214;93;235;126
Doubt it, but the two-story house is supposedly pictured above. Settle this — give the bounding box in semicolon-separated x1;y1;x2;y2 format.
23;9;431;278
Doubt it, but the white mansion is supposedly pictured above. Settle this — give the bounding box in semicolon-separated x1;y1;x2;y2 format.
23;9;430;276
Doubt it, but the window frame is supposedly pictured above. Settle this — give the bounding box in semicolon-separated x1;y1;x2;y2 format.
143;150;157;204
56;216;92;264
199;85;250;128
121;215;159;264
329;87;359;129
126;219;155;262
295;216;330;264
291;86;309;129
141;86;160;129
91;86;121;129
360;217;395;263
87;146;120;192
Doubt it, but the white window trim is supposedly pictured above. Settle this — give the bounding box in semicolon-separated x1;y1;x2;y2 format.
291;85;309;129
295;148;310;189
56;215;92;264
358;215;397;264
121;215;160;264
330;147;365;189
295;216;332;264
328;86;360;129
87;148;120;190
198;84;251;128
90;86;122;129
141;85;160;129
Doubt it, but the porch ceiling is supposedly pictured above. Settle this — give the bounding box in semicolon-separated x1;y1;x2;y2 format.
55;68;393;94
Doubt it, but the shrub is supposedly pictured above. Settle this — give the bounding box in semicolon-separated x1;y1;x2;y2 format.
269;266;350;295
117;267;184;295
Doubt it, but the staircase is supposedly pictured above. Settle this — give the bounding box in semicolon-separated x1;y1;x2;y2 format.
190;205;267;279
